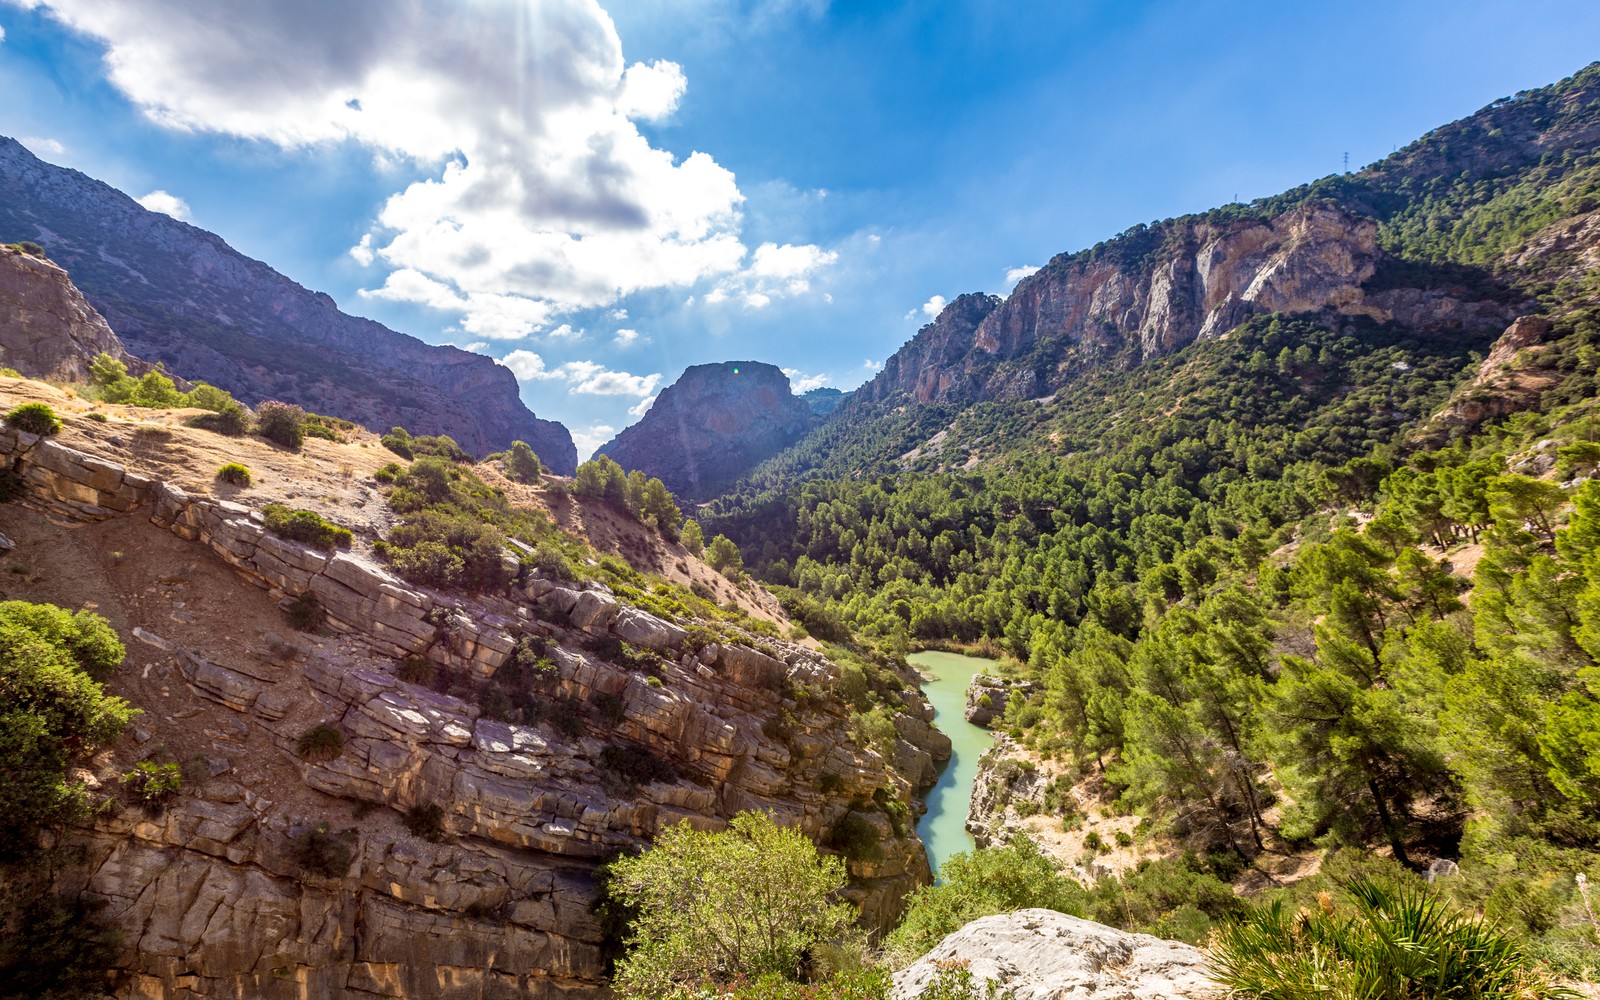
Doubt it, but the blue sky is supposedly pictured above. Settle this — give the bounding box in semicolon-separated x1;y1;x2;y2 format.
0;1;1595;458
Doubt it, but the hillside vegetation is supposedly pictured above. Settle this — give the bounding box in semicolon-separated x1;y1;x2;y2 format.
696;62;1600;980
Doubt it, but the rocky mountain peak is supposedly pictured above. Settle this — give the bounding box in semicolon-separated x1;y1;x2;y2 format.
0;243;134;381
598;360;817;501
0;137;577;473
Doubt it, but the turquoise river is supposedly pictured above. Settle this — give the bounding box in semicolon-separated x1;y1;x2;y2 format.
908;649;997;879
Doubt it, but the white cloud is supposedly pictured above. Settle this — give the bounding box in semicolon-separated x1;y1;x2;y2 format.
627;394;657;418
15;0;777;334
782;367;829;392
863;358;881;370
548;323;583;340
613;327;643;347
608;308;629;321
1005;264;1041;287
19;135;66;158
700;240;838;309
909;294;945;320
460;341;487;353
136;189;190;220
497;350;659;396
571;424;617;461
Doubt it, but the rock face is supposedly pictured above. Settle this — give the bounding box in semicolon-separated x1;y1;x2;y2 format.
0;137;576;472
0;244;134;381
892;909;1220;1000
964;674;1031;727
0;416;943;997
598;361;817;500
855;203;1515;410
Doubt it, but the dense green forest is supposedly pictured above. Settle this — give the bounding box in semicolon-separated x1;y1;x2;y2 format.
695;62;1600;976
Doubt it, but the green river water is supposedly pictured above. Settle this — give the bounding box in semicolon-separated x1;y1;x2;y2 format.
908;649;997;879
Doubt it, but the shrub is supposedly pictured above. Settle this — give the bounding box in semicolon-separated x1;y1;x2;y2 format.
187;403;249;436
285;593;327;632
183;382;238;412
1209;877;1565;999
262;504;353;551
504;439;542;483
605;811;855;998
382;509;510;593
380;427;415;460
10;240;46;258
397;655;436;686
216;462;252;487
706;534;743;576
255;400;306;449
0;602;134;856
5;402;61;436
403;802;447;841
827;812;882;861
296;723;345;761
600;743;677;786
120;761;182;809
887;835;1086;965
290;821;355;877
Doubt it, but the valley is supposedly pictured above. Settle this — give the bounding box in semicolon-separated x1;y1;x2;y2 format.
4;49;1600;1000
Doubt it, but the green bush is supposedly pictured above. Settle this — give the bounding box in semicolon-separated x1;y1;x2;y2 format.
216;462;252;487
295;723;345;761
285;593;327;632
183;382;238;412
396;655;436;686
600;743;677;786
186;403;249;436
403;801;447;841
887;835;1086;964
0;602;134;856
9;240;46;258
1210;877;1568;1000
381;427;415;460
255;400;306;449
382;509;510;593
290;821;355;877
4;402;60;436
120;761;182;809
262;504;353;552
827;812;883;861
504;439;542;483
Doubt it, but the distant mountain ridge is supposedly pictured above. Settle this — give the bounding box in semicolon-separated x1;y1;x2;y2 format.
0;138;577;473
724;61;1600;489
597;361;817;501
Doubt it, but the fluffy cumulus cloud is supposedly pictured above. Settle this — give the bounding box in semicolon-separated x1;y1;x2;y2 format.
9;0;832;337
136;189;190;220
1005;264;1041;287
781;367;829;392
571;424;616;460
909;294;945;320
497;349;660;397
627;393;657;418
613;328;644;347
703;241;838;309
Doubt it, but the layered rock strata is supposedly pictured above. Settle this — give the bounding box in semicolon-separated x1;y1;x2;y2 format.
1;420;940;998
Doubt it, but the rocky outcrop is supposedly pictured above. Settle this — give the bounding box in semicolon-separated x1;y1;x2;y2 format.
892;909;1220;1000
964;674;1031;727
1421;314;1558;438
856;204;1516;410
597;361;817;501
0;137;576;472
0;244;134;381
0;418;942;997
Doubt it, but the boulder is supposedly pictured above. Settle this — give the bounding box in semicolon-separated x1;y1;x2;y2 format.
892;909;1221;1000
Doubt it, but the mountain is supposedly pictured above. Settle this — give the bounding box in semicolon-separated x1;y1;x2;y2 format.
0;242;135;382
0;138;577;473
596;361;817;501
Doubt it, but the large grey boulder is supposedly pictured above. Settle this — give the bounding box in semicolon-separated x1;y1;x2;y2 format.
892;909;1220;1000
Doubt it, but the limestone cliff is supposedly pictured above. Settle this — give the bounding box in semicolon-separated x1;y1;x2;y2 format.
597;361;817;501
856;203;1515;409
0;243;134;381
0;389;942;998
0;137;576;473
